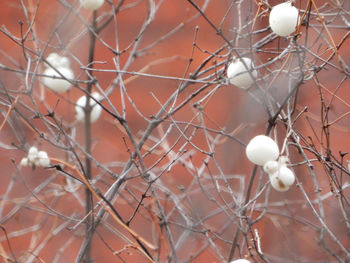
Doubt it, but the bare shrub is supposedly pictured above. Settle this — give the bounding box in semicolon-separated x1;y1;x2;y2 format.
0;0;349;262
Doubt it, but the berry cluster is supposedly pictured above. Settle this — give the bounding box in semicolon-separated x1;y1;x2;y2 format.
42;53;75;93
20;146;50;168
42;53;103;123
246;135;296;192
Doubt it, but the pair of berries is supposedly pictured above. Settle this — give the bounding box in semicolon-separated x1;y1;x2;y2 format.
226;2;299;88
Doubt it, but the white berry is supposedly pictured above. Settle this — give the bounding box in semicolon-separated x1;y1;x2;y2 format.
270;174;289;192
28;146;38;162
23;146;51;168
230;259;251;263
269;166;295;192
43;53;74;93
37;151;50;168
46;53;61;67
269;2;299;37
263;160;279;174
20;157;29;167
59;57;70;68
43;66;74;93
75;92;103;123
276;166;295;186
40;158;50;168
227;57;257;88
246;135;279;166
80;0;104;10
28;146;38;156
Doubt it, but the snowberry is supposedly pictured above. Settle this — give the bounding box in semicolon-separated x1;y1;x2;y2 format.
59;57;70;68
269;2;299;37
269;174;289;192
46;53;61;67
43;66;74;93
263;160;279;174
227;57;257;88
20;157;29;167
80;0;104;10
230;259;251;263
46;53;70;68
246;135;279;166
21;147;50;168
27;146;38;162
37;151;50;168
269;166;295;192
28;146;38;156
276;166;295;186
43;53;74;93
75;92;103;123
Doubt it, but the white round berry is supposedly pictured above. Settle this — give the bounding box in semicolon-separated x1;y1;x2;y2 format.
263;160;279;174
28;154;36;163
59;56;70;68
42;67;74;93
20;157;29;167
46;53;61;67
230;259;251;263
80;0;104;10
75;92;103;123
28;146;38;162
246;135;279;166
270;174;289;192
227;57;257;88
28;146;38;156
269;2;299;37
269;173;289;192
269;166;295;192
40;158;50;167
37;151;50;167
34;158;40;167
276;166;295;186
